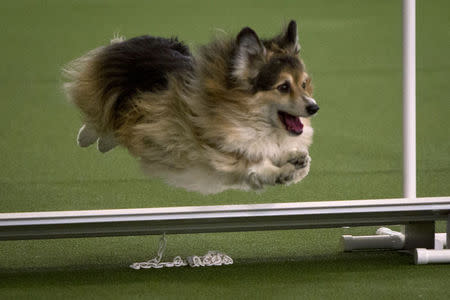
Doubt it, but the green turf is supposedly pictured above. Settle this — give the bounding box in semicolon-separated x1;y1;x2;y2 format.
1;0;449;299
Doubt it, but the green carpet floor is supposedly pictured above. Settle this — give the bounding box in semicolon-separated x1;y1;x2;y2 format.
1;0;449;299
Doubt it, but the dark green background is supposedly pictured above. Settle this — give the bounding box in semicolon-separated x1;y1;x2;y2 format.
1;0;449;298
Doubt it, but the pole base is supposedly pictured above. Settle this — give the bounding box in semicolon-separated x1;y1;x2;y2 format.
414;249;450;265
341;224;449;265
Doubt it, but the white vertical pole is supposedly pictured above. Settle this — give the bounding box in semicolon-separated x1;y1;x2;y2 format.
402;0;432;251
403;0;416;200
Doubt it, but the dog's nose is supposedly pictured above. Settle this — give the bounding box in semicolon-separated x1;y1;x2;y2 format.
306;104;319;115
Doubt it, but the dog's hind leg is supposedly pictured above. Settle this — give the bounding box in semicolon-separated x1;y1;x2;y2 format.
77;124;117;152
77;124;98;147
97;133;118;153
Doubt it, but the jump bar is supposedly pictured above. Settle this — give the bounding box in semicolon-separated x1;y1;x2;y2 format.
1;197;449;241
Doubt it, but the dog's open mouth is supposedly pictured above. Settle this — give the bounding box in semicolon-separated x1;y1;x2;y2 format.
278;111;303;135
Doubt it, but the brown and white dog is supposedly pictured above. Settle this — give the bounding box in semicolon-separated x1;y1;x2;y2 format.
63;20;319;194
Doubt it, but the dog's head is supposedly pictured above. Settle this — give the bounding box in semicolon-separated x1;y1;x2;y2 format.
231;21;319;136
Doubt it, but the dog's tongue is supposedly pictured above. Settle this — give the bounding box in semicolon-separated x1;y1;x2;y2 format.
279;111;303;135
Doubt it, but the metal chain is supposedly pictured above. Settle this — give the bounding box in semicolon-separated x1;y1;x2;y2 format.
130;233;233;269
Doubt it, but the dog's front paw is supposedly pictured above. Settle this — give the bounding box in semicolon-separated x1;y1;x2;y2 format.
286;149;309;169
275;164;296;184
290;156;311;184
247;171;264;190
247;160;296;189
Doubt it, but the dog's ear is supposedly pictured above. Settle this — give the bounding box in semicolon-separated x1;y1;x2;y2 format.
279;20;300;53
232;27;266;84
236;27;265;57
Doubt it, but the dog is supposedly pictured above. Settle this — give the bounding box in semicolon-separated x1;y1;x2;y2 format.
63;20;319;194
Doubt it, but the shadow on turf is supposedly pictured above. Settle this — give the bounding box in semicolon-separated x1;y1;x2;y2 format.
0;251;414;286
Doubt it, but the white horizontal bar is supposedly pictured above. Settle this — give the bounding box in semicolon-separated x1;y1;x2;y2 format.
1;197;449;240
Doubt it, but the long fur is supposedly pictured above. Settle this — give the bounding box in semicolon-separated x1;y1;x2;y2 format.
63;21;319;194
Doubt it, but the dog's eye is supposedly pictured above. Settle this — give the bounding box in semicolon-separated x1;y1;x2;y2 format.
277;82;290;93
301;81;306;89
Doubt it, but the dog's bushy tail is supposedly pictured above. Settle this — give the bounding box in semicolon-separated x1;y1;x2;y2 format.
63;35;193;152
63;36;125;152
